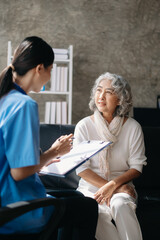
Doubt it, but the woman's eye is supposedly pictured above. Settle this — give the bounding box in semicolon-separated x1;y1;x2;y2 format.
96;88;101;92
106;91;113;94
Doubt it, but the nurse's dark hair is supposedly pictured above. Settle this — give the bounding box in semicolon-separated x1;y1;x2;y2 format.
0;36;54;98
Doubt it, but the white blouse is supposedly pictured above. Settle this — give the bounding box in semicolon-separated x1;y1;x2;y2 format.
74;116;147;190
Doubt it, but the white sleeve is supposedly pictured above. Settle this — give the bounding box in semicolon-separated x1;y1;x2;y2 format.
128;123;147;173
73;119;91;175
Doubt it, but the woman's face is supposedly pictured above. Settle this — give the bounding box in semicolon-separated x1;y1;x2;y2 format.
94;79;119;118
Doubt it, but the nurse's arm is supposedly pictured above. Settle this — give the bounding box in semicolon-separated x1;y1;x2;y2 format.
10;134;73;181
10;152;59;181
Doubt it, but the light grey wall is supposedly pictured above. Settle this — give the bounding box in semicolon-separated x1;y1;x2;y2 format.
0;0;160;124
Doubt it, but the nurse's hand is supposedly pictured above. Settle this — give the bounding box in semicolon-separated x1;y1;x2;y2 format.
11;134;73;181
44;158;61;166
38;134;73;175
43;134;73;167
50;134;73;157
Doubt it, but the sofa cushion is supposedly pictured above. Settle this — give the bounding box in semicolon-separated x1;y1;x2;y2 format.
134;127;160;190
40;124;75;152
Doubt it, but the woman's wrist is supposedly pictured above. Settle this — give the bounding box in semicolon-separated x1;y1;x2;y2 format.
107;180;117;191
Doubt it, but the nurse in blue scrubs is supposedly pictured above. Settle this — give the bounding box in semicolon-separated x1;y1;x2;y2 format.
0;36;98;239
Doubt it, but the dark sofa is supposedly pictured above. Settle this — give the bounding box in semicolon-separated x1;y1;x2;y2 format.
40;123;160;240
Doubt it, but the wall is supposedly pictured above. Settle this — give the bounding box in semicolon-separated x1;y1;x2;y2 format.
0;0;160;124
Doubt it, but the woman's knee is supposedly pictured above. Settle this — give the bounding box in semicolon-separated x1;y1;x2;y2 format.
110;194;136;219
110;194;128;214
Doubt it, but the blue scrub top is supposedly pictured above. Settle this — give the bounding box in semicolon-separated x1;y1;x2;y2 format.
0;85;53;234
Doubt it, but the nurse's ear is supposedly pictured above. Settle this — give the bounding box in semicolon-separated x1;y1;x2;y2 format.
35;64;44;75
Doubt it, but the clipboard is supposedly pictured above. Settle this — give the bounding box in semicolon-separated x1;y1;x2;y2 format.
40;140;112;178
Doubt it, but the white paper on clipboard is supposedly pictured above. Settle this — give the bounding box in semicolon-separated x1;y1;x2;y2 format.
40;140;112;177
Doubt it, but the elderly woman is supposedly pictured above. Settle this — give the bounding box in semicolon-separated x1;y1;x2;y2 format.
73;72;147;240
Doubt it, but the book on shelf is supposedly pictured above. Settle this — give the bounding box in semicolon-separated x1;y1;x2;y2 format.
50;102;56;124
44;102;51;124
53;48;68;55
56;66;61;92
50;66;68;93
41;85;45;91
40;140;112;177
44;101;67;124
52;48;68;61
50;64;57;92
55;54;68;60
61;101;67;124
56;101;61;124
60;67;68;92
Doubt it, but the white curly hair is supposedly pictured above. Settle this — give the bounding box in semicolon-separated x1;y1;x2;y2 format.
89;72;133;117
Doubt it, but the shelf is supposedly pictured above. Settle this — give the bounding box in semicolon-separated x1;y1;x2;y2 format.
28;93;67;102
8;42;73;124
29;91;69;95
54;59;70;64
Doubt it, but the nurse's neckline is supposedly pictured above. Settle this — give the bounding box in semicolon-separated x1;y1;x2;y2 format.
13;83;27;95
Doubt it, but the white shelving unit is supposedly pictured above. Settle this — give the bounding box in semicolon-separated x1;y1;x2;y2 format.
7;42;73;124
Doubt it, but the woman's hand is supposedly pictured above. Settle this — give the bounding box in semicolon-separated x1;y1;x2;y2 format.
94;181;136;206
95;169;140;206
115;184;136;199
94;180;116;206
